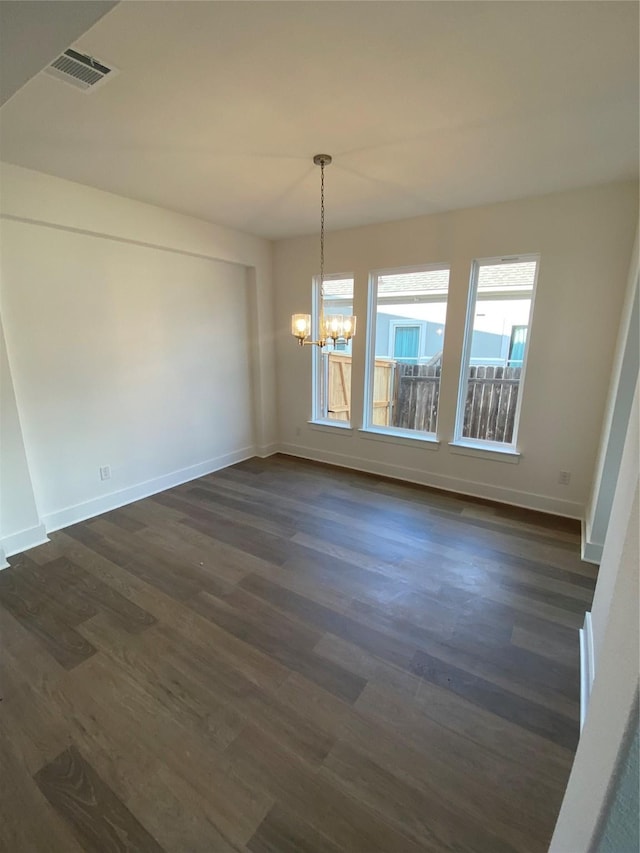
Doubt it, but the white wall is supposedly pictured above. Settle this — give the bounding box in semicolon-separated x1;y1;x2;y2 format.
583;227;639;562
274;181;638;516
589;376;639;665
596;722;639;853
0;163;276;554
549;382;639;852
0;315;46;564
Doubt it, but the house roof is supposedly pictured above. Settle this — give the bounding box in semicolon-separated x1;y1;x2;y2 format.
323;261;535;300
477;261;537;294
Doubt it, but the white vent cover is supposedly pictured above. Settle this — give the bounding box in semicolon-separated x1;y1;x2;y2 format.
44;49;118;92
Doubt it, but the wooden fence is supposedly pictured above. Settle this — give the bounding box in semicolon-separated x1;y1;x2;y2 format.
325;355;521;441
325;353;351;421
462;365;521;443
325;353;393;424
392;363;440;432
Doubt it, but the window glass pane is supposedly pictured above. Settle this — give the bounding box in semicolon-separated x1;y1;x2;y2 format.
367;267;450;434
314;276;353;423
458;259;538;445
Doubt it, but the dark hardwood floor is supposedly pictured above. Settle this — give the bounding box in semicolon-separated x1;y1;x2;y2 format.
0;454;595;852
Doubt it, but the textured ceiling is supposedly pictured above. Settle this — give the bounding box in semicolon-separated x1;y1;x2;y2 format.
0;1;637;239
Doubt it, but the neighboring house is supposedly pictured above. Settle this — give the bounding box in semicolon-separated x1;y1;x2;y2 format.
326;266;531;366
374;313;517;365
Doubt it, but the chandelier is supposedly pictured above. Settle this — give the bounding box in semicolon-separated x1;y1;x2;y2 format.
291;155;356;348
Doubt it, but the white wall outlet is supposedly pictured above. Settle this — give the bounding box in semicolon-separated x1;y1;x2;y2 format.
99;465;111;481
558;470;571;485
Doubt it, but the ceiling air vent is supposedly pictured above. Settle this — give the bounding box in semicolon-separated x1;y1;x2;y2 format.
44;48;118;92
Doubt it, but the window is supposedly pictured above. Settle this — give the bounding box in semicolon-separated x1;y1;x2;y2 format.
508;325;527;367
393;325;420;363
364;265;450;436
454;256;539;449
312;275;354;425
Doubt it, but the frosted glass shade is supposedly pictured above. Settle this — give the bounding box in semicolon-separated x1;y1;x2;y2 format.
291;313;311;341
322;314;344;340
342;316;357;340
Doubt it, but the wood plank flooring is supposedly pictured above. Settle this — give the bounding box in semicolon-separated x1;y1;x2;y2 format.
0;454;596;852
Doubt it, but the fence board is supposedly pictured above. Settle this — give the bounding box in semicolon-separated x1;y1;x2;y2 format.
372;359;394;426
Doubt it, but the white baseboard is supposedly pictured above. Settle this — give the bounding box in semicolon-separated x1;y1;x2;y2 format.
581;519;604;565
0;523;49;563
42;446;256;534
278;442;583;519
256;443;279;459
579;610;595;732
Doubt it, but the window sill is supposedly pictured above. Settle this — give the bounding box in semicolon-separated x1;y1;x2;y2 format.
448;440;521;464
308;420;353;434
359;427;440;450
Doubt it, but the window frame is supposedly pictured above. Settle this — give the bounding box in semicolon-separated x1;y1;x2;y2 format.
453;254;540;453
363;262;451;441
311;272;355;427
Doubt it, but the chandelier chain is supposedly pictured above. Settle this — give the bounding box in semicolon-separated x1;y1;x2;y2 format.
320;159;325;293
291;153;355;349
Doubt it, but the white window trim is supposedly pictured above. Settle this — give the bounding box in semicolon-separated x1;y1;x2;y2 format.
363;270;380;431
308;419;353;434
363;262;450;441
448;440;521;463
359;427;440;450
452;253;540;452
311;272;355;427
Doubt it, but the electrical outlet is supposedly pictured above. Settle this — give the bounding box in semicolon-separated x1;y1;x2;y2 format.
296;426;301;437
558;470;571;485
99;465;111;481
